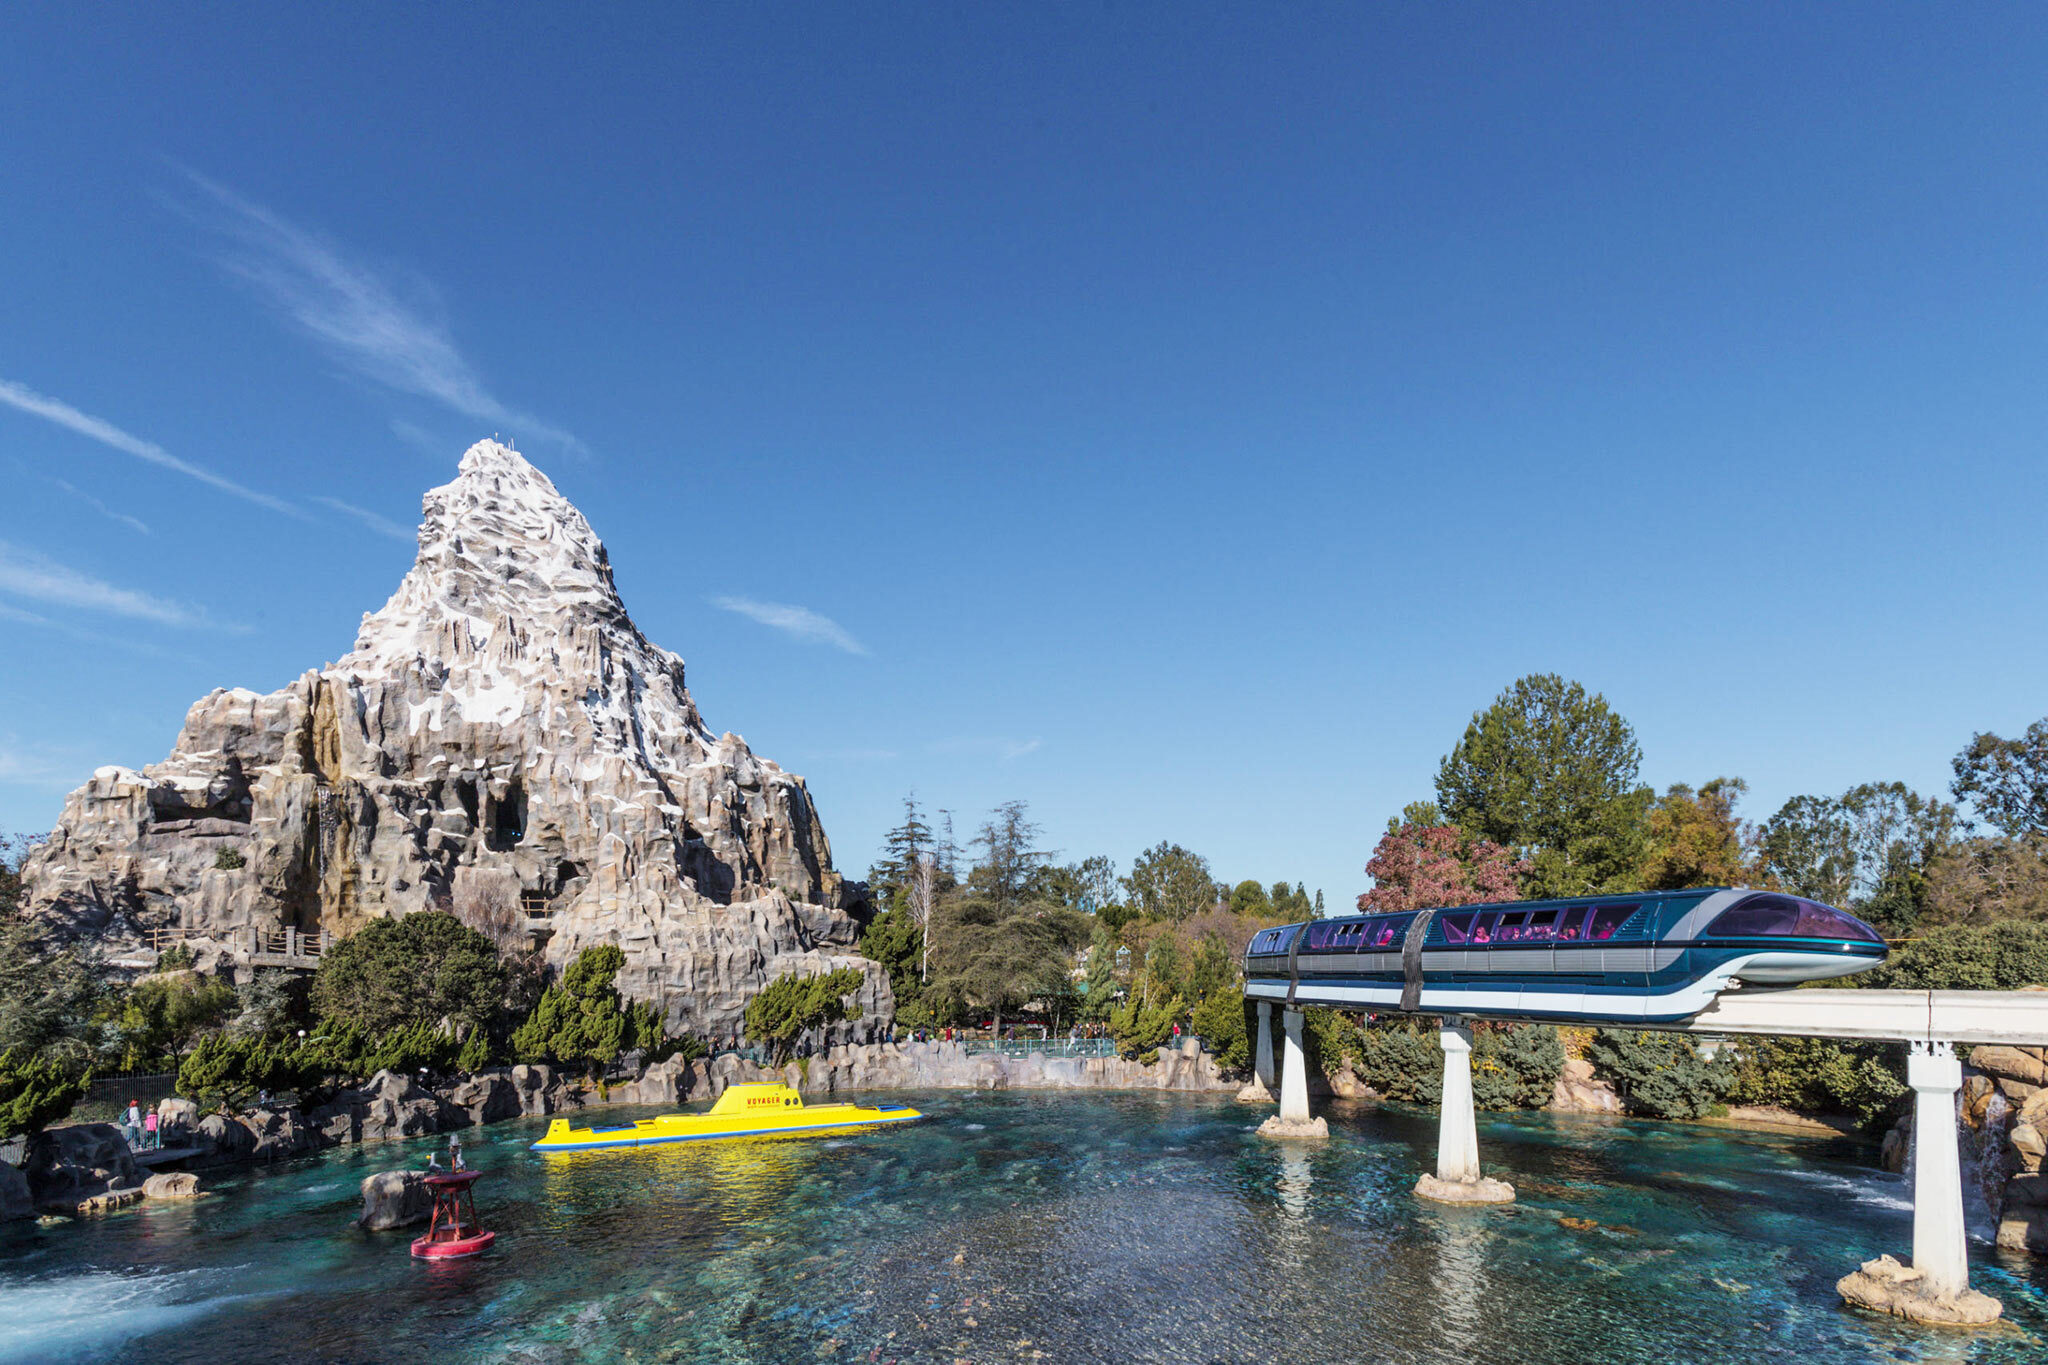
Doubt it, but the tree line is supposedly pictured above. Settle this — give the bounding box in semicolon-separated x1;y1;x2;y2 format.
1341;673;2048;1126
857;797;1317;1061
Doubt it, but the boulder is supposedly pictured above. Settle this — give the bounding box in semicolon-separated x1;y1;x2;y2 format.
309;1070;456;1146
1966;1046;2048;1089
1256;1114;1329;1140
241;1107;313;1162
1325;1067;1375;1101
356;1170;432;1231
0;1162;30;1222
197;1113;256;1162
1997;1203;2048;1254
19;440;895;1047
156;1097;200;1145
2010;1120;2045;1174
1550;1057;1624;1115
445;1069;521;1126
1837;1254;2001;1326
24;1123;138;1208
141;1172;202;1200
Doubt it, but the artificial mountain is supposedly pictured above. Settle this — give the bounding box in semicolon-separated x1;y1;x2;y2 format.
22;440;891;1044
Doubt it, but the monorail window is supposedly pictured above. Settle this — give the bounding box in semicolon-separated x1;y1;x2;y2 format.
1306;923;1335;950
1439;912;1476;944
1368;915;1410;948
1707;893;1882;942
1553;907;1592;941
1586;904;1637;941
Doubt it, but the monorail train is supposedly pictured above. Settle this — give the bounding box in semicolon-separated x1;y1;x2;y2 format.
1242;888;1887;1024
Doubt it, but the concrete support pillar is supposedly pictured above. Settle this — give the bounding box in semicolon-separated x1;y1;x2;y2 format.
1435;1021;1481;1182
1838;1039;1998;1323
1414;1016;1513;1204
1908;1042;1969;1298
1254;1002;1276;1093
1279;1009;1311;1124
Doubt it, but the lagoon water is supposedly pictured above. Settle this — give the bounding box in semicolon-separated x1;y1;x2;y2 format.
3;1092;2045;1364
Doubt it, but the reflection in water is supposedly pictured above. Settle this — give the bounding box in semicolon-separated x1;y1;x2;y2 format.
1;1093;2043;1365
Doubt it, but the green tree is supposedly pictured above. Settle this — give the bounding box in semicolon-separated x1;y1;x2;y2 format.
1951;718;2048;838
1638;778;1755;890
1436;674;1654;897
311;911;508;1036
1758;783;1960;933
1268;882;1314;918
1922;836;2048;925
118;970;238;1070
1123;842;1217;921
866;796;937;912
1586;1030;1734;1119
510;944;666;1076
0;1045;89;1139
927;803;1091;1032
743;968;866;1065
0;915;106;1062
859;908;925;1004
1081;924;1126;1020
1228;880;1271;916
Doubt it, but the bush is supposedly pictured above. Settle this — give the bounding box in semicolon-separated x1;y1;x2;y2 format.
743;967;865;1065
212;848;246;871
117;970;238;1070
1472;1024;1567;1110
1351;1018;1443;1103
1587;1030;1735;1119
1728;1036;1907;1129
1864;921;2048;991
311;912;507;1036
1188;985;1251;1070
0;1046;90;1139
1108;992;1184;1062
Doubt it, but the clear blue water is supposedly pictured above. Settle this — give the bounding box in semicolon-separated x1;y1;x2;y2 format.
2;1092;2044;1364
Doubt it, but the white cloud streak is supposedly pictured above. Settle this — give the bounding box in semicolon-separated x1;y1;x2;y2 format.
711;596;868;655
314;495;415;543
0;378;299;516
176;168;583;454
52;478;151;536
0;540;230;630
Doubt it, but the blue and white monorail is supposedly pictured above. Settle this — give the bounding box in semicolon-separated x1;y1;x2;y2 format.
1241;888;1887;1024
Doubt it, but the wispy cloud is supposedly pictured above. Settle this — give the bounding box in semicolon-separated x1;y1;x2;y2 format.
0;378;298;516
0;540;233;630
314;495;414;543
52;478;151;535
711;596;868;655
931;736;1045;762
175;168;583;454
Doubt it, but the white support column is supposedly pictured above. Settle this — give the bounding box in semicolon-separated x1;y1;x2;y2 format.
1908;1041;1969;1298
1280;1009;1311;1124
1415;1016;1513;1203
1436;1020;1480;1182
1254;1002;1276;1093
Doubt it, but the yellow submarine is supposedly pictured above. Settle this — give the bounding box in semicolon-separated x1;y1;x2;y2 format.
529;1083;922;1152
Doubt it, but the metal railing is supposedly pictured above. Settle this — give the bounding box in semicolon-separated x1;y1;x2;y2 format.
911;1036;1123;1059
145;925;329;964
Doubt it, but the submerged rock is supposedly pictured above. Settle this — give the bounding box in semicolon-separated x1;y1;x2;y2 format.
21;439;891;1044
1415;1174;1515;1204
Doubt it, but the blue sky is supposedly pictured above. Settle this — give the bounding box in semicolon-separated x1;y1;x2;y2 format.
3;5;2045;907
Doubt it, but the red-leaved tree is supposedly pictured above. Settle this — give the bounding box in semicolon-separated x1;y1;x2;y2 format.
1358;823;1527;913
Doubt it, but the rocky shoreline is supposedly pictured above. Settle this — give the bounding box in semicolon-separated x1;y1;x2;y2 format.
4;1039;1239;1221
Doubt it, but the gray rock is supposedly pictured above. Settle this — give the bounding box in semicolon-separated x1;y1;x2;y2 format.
0;1162;30;1221
196;1114;256;1162
142;1172;202;1200
20;440;893;1044
446;1069;521;1126
24;1124;138;1207
156;1098;200;1145
357;1170;432;1231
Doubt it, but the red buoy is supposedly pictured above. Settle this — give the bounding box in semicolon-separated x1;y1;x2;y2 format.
410;1169;496;1260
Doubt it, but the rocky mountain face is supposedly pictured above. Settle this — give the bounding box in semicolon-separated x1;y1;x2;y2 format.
23;440;890;1043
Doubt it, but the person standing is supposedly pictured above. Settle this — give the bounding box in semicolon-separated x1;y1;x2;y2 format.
121;1099;142;1149
142;1107;160;1150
